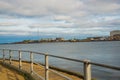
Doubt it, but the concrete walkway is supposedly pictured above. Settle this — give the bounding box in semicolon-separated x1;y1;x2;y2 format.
0;64;25;80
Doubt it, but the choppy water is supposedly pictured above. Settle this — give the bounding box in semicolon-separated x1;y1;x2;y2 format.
0;41;120;80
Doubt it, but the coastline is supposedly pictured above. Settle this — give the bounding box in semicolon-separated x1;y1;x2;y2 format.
0;40;120;45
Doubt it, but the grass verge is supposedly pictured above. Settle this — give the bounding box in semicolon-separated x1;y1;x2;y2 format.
0;62;35;80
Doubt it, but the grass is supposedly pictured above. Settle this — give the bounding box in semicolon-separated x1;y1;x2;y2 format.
0;62;35;80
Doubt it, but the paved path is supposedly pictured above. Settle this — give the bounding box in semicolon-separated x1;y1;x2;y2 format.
0;64;25;80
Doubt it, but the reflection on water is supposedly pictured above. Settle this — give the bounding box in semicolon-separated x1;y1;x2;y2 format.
0;41;120;80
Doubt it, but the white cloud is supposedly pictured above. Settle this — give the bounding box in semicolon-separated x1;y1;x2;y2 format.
0;0;83;17
83;0;120;13
0;0;120;37
0;22;18;26
0;0;120;17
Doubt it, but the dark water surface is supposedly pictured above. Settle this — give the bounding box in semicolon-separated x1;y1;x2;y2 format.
0;41;120;80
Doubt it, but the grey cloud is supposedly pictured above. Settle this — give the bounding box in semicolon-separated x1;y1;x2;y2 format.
0;0;120;37
0;29;30;35
29;21;74;29
0;0;120;18
0;22;18;26
0;0;120;27
83;0;120;14
0;0;83;17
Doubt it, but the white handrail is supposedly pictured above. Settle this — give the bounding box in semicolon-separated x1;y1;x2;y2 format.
0;49;120;80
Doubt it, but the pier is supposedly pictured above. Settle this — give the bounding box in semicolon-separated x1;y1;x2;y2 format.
0;49;120;80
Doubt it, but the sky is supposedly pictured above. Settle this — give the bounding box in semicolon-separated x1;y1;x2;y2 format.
0;0;120;43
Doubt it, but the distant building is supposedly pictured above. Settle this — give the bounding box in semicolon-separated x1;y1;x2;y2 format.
110;30;120;40
90;37;100;41
55;37;65;41
99;37;108;40
88;36;109;41
110;30;120;36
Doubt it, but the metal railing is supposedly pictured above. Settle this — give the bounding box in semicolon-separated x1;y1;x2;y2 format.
0;49;120;80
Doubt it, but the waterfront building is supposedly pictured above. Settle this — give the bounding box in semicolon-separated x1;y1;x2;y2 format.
110;30;120;40
110;30;120;36
55;37;65;41
89;37;108;41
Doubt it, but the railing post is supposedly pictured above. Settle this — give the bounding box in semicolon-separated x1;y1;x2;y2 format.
30;52;33;74
3;49;5;63
45;55;49;80
19;51;22;70
9;50;12;64
84;60;91;80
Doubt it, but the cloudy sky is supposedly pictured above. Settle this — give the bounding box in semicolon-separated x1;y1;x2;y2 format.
0;0;120;43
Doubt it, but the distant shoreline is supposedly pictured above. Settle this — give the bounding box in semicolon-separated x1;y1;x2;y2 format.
0;40;120;45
